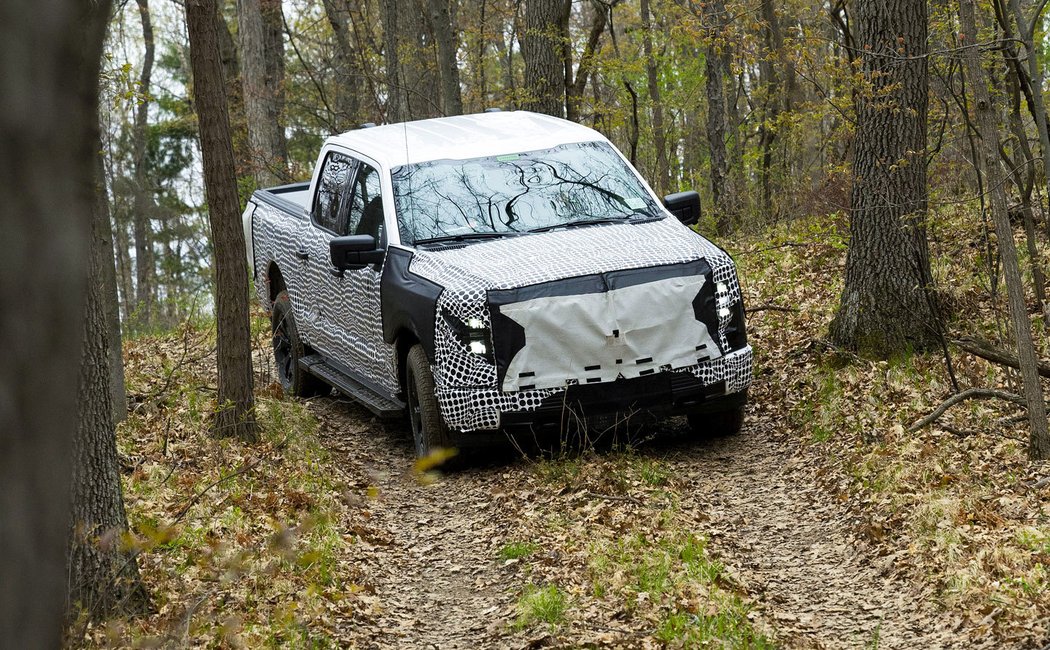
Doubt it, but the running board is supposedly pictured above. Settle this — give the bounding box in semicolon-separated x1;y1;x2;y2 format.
299;355;405;418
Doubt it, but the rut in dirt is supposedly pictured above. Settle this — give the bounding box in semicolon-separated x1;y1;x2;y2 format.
306;394;967;649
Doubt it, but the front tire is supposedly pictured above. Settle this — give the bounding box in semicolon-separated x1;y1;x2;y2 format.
271;291;327;398
405;344;453;458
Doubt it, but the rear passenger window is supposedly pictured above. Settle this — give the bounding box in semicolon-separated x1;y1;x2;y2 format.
313;151;355;233
346;162;385;240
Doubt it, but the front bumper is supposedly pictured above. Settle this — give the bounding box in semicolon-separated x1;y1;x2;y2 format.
436;345;753;432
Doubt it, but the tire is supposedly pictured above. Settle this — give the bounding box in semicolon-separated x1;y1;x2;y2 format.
688;405;745;437
271;291;327;398
405;344;454;458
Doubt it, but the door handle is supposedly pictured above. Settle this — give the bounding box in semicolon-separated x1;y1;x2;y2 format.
295;249;310;260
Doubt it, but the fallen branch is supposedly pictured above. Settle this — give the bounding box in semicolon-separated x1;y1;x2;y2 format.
952;336;1050;378
908;388;1026;432
748;304;800;314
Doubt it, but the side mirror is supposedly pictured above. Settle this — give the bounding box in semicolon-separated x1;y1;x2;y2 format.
663;190;701;226
330;234;385;271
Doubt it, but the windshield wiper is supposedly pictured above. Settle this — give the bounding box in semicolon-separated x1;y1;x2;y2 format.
413;231;524;245
528;213;658;233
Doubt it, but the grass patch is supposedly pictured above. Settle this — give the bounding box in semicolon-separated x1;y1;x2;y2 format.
499;541;539;561
515;584;568;630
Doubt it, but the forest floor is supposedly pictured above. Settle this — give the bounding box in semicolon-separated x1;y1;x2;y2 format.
84;211;1049;648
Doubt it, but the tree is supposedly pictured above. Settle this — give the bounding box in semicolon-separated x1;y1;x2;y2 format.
698;0;732;229
641;0;669;195
958;0;1050;460
522;0;568;117
429;0;464;116
94;149;128;424
322;0;363;129
187;0;259;443
238;0;288;186
67;154;149;620
0;0;112;644
381;0;406;123
828;0;940;357
132;0;156;329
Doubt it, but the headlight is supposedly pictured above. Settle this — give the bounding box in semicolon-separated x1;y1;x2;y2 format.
442;310;494;361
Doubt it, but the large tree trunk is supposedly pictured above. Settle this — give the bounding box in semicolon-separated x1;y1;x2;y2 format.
828;0;939;356
322;0;363;129
430;0;464;116
0;0;111;644
959;0;1050;460
132;0;156;330
67;163;149;621
566;0;609;123
94;151;128;424
641;0;669;194
238;0;287;186
522;0;567;117
700;0;731;231
403;0;441;119
187;0;259;443
758;0;782;220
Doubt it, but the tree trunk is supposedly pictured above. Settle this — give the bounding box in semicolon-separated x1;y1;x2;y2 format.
522;0;567;117
403;0;441;119
94;150;128;424
430;0;464;116
700;0;730;231
959;0;1050;460
132;0;156;331
566;0;609;123
322;0;362;129
1009;0;1050;238
0;0;111;644
758;0;782;220
381;0;405;122
262;0;288;165
238;0;287;186
829;0;940;356
187;0;259;443
641;0;669;194
68;164;149;621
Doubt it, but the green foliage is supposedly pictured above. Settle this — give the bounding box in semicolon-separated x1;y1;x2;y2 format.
515;585;568;630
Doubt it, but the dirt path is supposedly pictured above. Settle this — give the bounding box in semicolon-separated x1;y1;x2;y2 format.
308;395;973;649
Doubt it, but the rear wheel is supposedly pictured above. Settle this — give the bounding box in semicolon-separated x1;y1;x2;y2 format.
405;344;453;458
271;291;327;397
688;405;745;437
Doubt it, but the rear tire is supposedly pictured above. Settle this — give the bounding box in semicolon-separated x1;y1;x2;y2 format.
688;405;745;437
405;344;454;458
271;291;327;398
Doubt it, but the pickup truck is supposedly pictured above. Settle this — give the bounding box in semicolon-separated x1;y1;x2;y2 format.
243;110;752;457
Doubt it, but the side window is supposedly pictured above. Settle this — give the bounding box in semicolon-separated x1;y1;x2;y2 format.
345;162;385;241
312;151;355;233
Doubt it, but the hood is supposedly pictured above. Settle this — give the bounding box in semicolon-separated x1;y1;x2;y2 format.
406;216;734;294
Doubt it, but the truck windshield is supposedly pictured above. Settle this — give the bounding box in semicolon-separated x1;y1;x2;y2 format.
391;141;661;245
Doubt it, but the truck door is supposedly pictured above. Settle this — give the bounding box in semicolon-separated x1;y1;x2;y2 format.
297;151;390;386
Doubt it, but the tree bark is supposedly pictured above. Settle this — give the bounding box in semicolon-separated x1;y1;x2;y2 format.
700;0;731;230
430;0;464;116
94;149;128;424
1009;0;1050;238
67;162;148;621
829;0;940;356
959;0;1050;460
381;0;405;122
238;0;287;186
565;0;610;123
187;0;259;443
0;0;111;643
641;0;669;194
322;0;362;129
758;0;782;220
132;0;156;330
522;0;567;117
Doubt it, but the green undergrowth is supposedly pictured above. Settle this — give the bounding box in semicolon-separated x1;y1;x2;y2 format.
81;322;357;647
731;209;1050;645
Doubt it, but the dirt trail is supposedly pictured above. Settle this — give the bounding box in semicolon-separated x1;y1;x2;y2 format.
309;395;972;649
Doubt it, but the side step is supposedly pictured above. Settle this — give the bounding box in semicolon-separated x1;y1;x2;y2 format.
299;355;405;418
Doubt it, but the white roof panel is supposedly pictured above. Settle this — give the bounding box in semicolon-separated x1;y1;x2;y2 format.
326;110;608;168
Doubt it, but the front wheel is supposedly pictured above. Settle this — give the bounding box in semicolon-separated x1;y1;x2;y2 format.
688;406;745;437
405;344;453;458
271;291;327;398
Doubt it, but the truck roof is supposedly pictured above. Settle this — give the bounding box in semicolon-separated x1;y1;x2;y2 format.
326;110;608;169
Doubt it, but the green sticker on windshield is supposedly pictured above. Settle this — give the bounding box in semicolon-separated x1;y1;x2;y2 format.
626;197;646;209
496;154;521;162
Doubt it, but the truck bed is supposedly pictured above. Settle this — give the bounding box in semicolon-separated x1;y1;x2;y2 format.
253;181;311;218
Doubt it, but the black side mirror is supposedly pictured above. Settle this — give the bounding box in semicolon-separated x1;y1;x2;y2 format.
663;190;701;226
330;234;385;271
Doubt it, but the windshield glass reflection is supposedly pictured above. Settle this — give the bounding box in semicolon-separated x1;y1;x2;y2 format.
392;141;661;244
